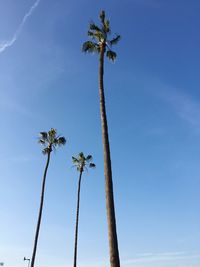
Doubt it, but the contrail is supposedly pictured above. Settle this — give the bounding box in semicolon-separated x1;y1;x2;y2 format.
0;0;41;53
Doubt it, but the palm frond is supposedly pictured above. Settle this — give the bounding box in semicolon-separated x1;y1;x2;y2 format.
110;35;121;46
49;128;57;135
48;128;57;143
103;19;110;34
106;50;117;61
88;30;93;36
89;22;101;32
94;31;105;42
86;155;93;161
99;10;105;24
89;163;96;168
39;132;48;140
72;156;79;164
38;139;46;145
88;30;96;38
57;137;66;146
82;41;99;53
42;147;50;155
88;30;103;43
78;152;85;159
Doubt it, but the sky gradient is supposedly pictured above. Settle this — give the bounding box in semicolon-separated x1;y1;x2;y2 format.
0;1;200;267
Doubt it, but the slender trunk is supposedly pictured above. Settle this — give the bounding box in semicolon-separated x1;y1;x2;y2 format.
73;170;83;267
99;45;120;267
30;150;51;267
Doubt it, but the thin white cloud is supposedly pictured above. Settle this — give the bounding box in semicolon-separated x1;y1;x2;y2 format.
48;252;200;267
146;78;200;134
161;88;200;133
122;251;200;266
0;0;41;53
40;252;200;267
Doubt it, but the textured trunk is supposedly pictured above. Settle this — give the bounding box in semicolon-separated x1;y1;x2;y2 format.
30;150;51;267
73;170;83;267
99;45;120;267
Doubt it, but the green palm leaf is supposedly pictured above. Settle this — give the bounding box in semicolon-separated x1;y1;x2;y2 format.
88;30;95;38
38;139;46;145
106;50;117;61
86;155;92;161
42;147;49;155
99;10;105;24
110;35;121;46
82;41;99;53
72;156;79;163
57;137;66;146
103;19;110;34
89;22;101;32
39;132;48;140
89;163;96;168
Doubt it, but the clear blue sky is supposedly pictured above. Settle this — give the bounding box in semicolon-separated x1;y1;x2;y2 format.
0;1;200;267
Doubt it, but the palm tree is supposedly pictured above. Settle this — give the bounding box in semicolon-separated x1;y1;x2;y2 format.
82;10;121;267
30;128;66;267
72;152;95;267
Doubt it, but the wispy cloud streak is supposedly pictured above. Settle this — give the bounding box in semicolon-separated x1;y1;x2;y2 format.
161;88;200;133
0;0;41;53
122;251;200;266
147;79;200;134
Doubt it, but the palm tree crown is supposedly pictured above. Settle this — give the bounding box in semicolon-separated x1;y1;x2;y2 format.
38;128;66;154
72;152;95;172
82;10;121;61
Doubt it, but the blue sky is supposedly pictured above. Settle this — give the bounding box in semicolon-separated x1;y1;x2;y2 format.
0;0;200;267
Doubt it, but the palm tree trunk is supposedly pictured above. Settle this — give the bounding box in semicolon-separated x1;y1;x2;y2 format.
99;45;120;267
73;170;83;267
30;150;51;267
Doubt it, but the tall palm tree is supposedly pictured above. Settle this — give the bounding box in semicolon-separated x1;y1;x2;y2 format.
30;128;66;267
72;152;95;267
82;10;121;267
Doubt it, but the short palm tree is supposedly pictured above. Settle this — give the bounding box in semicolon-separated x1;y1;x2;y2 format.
72;152;95;267
30;128;66;267
82;10;121;267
